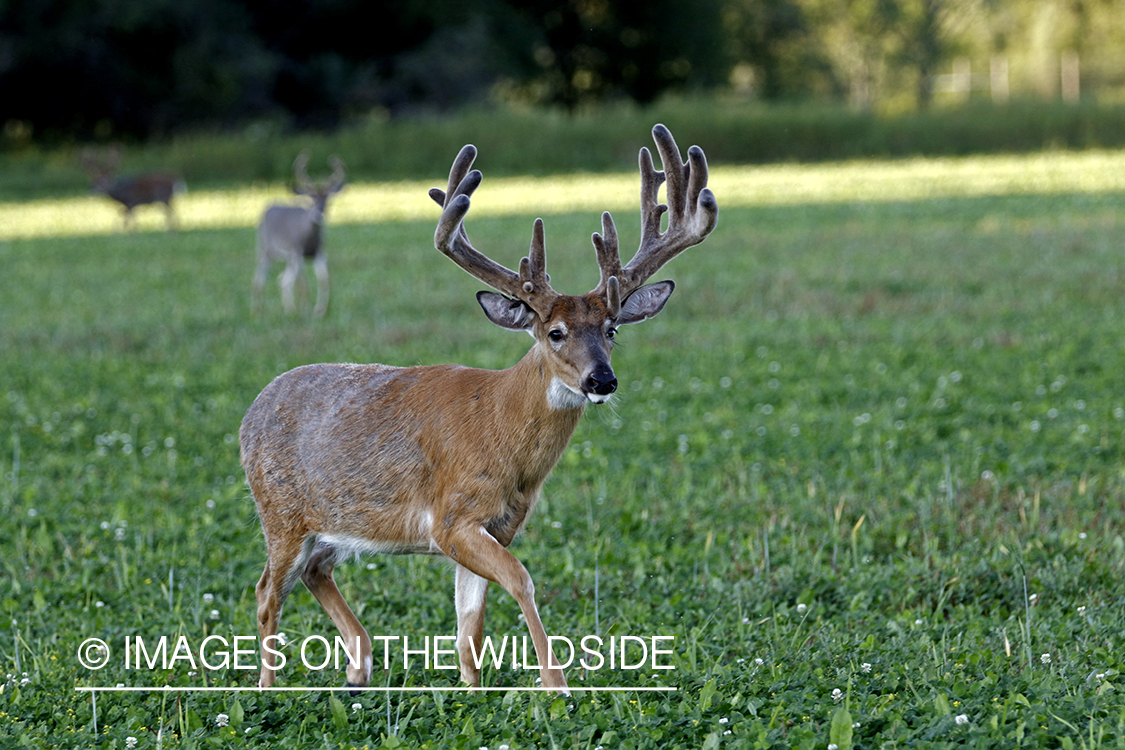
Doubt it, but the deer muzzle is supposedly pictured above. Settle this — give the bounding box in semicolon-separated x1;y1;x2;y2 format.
583;365;618;400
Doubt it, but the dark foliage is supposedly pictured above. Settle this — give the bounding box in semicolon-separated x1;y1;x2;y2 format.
0;0;727;141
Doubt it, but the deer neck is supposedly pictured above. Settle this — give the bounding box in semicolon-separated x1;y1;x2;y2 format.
490;346;585;471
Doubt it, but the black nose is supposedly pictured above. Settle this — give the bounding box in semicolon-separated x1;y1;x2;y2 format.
585;368;617;396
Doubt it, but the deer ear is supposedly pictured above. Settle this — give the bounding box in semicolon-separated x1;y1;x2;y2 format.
617;281;674;325
477;291;536;331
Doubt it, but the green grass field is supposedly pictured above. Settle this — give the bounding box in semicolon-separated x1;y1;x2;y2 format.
2;142;1125;749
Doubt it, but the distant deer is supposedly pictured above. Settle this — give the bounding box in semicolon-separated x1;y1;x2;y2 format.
80;147;184;231
253;153;346;318
240;125;718;692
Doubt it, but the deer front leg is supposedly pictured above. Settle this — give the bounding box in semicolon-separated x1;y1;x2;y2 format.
454;564;490;686
437;525;567;692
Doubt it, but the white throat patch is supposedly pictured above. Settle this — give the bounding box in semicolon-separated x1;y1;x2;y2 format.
547;377;588;410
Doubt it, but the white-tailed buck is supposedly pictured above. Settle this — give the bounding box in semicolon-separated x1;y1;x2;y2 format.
253;153;346;317
80;147;184;230
240;125;717;692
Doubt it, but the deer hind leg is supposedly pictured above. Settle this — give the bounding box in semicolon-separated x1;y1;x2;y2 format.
454;564;490;686
311;254;329;318
437;525;567;692
252;249;270;315
255;534;310;688
279;257;301;314
300;542;373;687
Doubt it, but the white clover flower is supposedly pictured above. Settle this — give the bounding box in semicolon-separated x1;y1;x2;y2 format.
351;702;362;713
829;744;838;750
126;737;137;749
861;662;872;673
797;603;808;615
216;713;229;727
96;601;104;608
19;677;29;686
1041;653;1051;664
719;717;729;724
210;609;220;620
914;619;923;626
202;593;214;605
755;657;764;666
955;714;969;725
831;688;843;702
1028;593;1038;603
723;730;732;735
498;745;510;750
1077;606;1086;614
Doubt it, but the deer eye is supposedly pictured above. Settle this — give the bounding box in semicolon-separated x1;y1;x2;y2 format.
606;327;618;340
547;329;565;343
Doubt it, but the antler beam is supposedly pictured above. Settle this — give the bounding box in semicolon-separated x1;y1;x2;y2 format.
592;124;718;301
430;146;559;319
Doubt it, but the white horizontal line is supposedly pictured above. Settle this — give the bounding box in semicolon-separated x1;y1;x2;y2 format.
76;686;676;693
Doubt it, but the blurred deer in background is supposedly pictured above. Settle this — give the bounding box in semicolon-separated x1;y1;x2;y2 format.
252;152;346;318
80;146;184;231
240;125;717;692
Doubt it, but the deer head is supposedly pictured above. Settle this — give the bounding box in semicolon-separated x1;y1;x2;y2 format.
293;152;346;216
427;124;718;407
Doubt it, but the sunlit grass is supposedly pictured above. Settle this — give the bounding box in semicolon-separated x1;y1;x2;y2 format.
3;144;1125;747
4;149;1125;240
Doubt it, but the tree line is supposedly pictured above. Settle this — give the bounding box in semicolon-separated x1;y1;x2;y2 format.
1;0;1122;143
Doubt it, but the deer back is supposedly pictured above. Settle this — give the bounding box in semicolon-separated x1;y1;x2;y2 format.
258;204;323;259
104;173;180;208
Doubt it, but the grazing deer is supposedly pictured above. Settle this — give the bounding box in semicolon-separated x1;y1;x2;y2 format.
80;147;184;231
240;125;717;692
252;153;346;318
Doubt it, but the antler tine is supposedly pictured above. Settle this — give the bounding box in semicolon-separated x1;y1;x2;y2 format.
293;151;312;190
429;145;479;209
328;156;346;190
515;219;558;315
619;124;718;296
591;211;624;290
432;146;559;318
